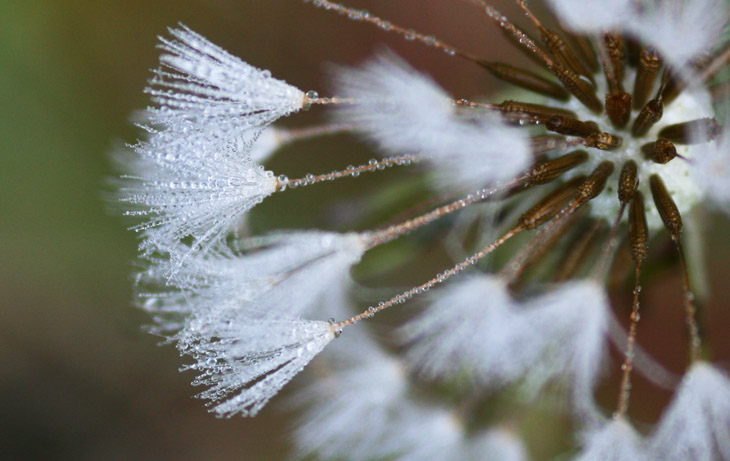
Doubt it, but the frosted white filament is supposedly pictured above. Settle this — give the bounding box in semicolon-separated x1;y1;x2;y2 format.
184;314;336;418
138;231;367;323
147;25;306;143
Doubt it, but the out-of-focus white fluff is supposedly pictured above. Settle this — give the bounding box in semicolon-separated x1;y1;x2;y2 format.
575;418;649;461
146;25;305;147
181;312;336;418
467;428;530;461
519;282;609;414
626;0;729;68
650;362;730;460
402;278;609;414
401;275;518;379
333;50;531;191
293;329;409;461
383;404;467;461
545;0;631;32
549;0;727;68
693;127;730;215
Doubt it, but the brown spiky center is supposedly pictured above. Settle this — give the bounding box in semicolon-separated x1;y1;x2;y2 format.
553;68;712;230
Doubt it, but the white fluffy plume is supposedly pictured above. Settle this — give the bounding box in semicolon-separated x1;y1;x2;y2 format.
545;0;631;32
146;25;306;145
293;329;409;460
693;125;730;215
575;418;649;461
650;362;730;460
120;136;278;256
403;277;609;412
627;0;729;67
182;312;337;418
401;274;518;379
333;50;531;190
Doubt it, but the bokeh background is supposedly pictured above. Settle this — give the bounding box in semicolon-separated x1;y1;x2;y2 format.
1;1;729;460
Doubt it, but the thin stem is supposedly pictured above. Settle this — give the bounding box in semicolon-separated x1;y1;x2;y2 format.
514;0;548;34
675;238;702;363
277;123;357;143
468;0;557;67
306;0;477;60
334;227;521;329
367;175;527;248
591;205;627;283
615;263;642;419
500;202;584;283
554;219;605;282
276;154;420;190
306;96;356;105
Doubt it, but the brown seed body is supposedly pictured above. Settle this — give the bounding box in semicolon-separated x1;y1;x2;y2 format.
585;132;623;150
546;116;600;137
519;177;585;230
553;64;604;113
649;174;683;240
478;61;570;100
633;48;661;109
555;220;605;282
576;161;614;204
629;191;649;263
542;30;595;83
632;98;664;137
618;160;639;205
496;100;577;124
606;91;632;128
564;31;600;73
528;151;589;185
641;138;677;164
604;33;626;91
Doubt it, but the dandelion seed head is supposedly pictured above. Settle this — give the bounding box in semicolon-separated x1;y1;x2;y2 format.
114;2;730;458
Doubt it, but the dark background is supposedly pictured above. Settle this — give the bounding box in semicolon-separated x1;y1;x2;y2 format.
1;1;728;459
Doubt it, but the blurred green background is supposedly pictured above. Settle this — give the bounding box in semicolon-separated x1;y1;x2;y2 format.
1;1;729;460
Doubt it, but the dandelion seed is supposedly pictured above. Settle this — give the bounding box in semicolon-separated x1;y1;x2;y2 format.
183;312;337;418
401;275;518;379
626;0;729;68
403;278;609;413
380;404;467;461
146;25;308;144
545;0;632;32
120;136;278;256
